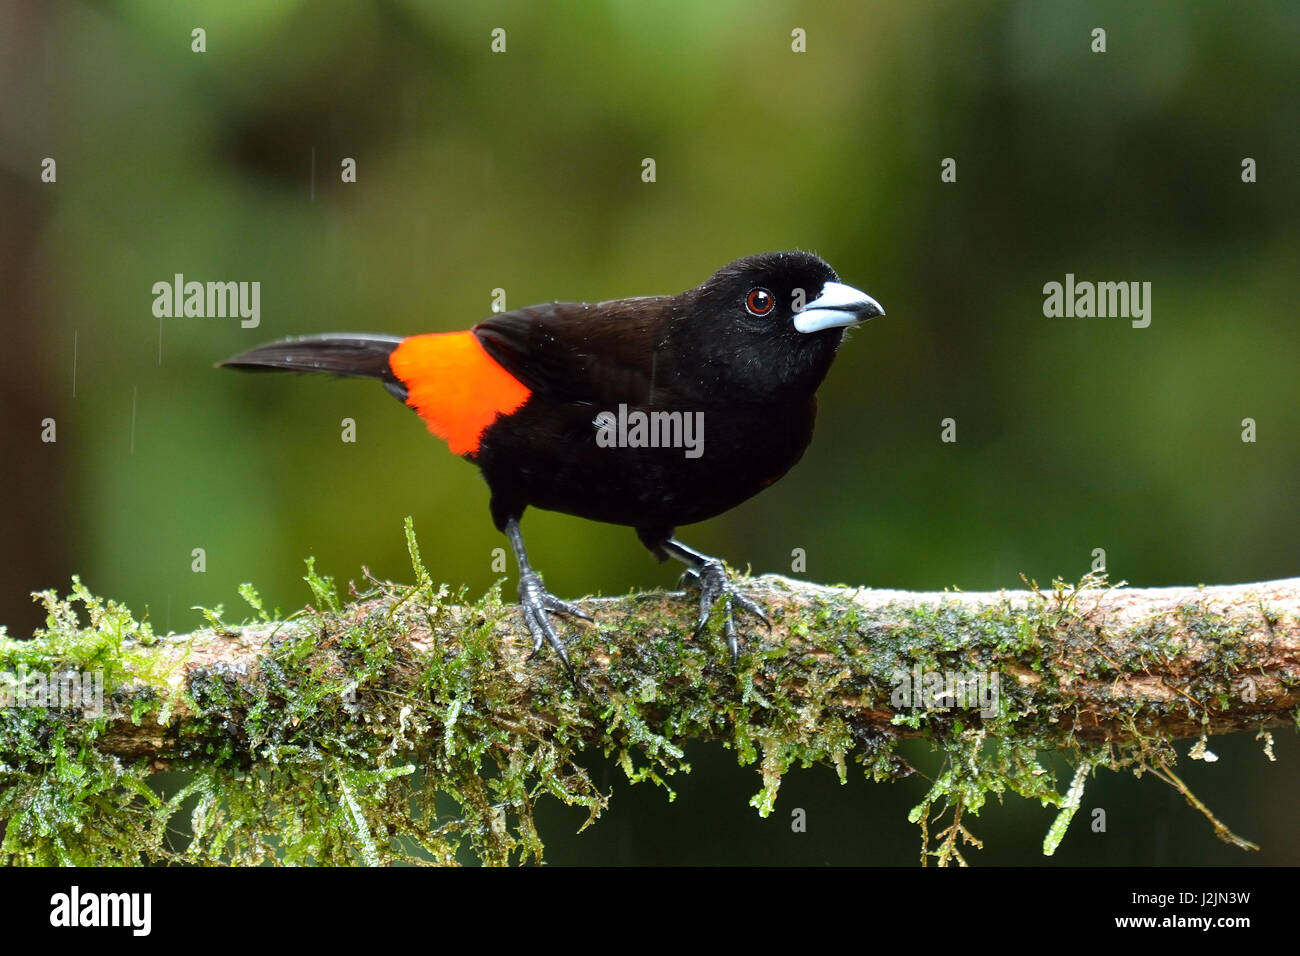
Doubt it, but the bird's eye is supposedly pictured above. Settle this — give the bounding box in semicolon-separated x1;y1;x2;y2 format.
745;288;775;316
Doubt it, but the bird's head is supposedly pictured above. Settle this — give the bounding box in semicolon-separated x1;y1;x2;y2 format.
679;250;885;399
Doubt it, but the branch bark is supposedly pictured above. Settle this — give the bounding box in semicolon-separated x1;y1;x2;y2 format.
83;573;1300;762
6;571;1298;864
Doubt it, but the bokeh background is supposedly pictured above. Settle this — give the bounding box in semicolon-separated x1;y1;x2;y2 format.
2;0;1297;864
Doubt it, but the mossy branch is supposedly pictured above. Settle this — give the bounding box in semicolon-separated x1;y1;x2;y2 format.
2;533;1297;865
83;574;1300;754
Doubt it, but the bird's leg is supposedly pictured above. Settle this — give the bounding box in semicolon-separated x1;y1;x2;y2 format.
504;517;591;674
659;538;770;663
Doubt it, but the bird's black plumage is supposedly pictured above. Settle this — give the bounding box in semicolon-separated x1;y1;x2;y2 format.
220;251;885;669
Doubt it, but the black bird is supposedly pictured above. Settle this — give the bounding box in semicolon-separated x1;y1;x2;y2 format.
220;251;885;668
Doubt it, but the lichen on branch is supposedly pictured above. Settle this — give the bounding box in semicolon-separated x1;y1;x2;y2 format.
1;519;1296;865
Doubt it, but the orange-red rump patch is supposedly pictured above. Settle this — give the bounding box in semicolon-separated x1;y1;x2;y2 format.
388;331;531;455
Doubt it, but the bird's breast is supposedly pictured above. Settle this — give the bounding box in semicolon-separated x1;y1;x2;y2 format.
476;395;817;528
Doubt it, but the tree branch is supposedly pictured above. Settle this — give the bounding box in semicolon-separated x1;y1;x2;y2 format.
90;573;1300;757
3;560;1297;865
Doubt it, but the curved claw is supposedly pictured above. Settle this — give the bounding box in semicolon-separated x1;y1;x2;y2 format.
690;558;769;663
518;570;589;676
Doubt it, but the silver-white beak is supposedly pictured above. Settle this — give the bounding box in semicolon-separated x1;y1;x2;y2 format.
794;281;885;334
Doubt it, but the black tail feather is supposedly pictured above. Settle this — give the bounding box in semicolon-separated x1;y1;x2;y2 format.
219;333;405;383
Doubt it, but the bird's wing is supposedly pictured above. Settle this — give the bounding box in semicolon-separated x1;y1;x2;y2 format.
472;297;678;405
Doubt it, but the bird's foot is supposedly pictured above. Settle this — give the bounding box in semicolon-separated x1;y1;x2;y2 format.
518;569;591;675
679;558;770;663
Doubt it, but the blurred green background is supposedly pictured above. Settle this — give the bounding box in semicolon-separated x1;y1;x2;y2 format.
2;0;1297;864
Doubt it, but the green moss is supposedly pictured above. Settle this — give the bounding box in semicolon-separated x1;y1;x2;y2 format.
0;538;1276;865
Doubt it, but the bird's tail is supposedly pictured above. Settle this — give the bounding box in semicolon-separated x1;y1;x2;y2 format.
218;333;409;398
220;330;534;456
